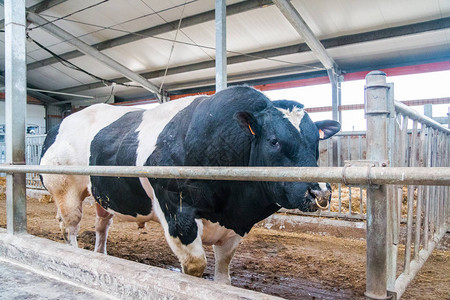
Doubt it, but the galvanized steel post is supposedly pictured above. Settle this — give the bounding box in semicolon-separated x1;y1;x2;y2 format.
364;71;390;299
385;82;398;292
215;0;227;91
5;0;27;234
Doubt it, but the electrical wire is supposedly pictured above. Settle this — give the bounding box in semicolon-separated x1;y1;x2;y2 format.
156;0;188;93
104;83;115;103
30;0;110;30
27;33;141;89
139;0;214;61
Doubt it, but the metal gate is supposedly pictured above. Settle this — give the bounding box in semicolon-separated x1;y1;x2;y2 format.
0;134;46;189
364;71;449;299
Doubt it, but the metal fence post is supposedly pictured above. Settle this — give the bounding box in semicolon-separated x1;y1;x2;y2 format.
364;71;390;299
385;82;398;293
5;0;27;234
215;0;227;91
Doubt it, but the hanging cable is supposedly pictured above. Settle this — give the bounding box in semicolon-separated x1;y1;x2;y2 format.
29;0;110;30
139;0;214;61
27;33;141;89
157;0;188;93
104;82;115;103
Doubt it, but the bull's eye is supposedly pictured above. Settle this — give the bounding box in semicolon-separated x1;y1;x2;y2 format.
270;137;279;147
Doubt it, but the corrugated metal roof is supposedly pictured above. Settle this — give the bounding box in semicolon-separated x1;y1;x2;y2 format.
0;0;449;103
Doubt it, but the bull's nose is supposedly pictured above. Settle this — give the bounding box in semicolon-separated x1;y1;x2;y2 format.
309;183;331;210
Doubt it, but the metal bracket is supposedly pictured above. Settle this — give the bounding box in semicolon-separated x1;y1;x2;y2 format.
387;290;397;300
342;160;386;188
158;90;170;104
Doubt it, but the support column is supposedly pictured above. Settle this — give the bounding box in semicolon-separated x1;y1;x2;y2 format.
328;69;342;166
328;69;342;123
215;0;227;91
5;0;27;234
423;104;432;118
364;71;390;299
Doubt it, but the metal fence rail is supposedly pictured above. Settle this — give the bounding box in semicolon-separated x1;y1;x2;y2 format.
0;165;448;185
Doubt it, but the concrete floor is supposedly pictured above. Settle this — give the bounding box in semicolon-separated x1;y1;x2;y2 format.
0;259;114;300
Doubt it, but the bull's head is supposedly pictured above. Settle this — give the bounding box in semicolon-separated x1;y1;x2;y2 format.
235;100;340;212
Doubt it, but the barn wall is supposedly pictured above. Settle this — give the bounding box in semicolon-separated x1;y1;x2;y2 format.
46;105;64;132
0;102;46;134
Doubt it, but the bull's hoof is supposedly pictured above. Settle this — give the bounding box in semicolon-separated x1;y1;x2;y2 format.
182;258;207;277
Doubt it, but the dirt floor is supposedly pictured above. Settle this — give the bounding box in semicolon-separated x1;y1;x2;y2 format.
0;190;449;299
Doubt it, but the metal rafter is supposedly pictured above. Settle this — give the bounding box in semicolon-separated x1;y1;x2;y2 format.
272;0;341;122
272;0;338;71
27;12;162;98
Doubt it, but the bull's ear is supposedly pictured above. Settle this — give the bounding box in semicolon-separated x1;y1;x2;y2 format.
315;120;341;140
234;112;260;137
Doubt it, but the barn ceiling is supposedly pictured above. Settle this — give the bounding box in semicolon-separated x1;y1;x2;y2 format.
0;0;449;103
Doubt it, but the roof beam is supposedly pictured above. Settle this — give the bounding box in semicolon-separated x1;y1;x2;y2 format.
55;17;450;95
272;0;341;121
27;12;161;97
26;0;273;71
163;65;324;91
272;0;338;71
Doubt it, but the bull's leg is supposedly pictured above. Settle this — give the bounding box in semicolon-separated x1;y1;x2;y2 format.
213;234;242;284
55;206;68;242
53;188;86;247
152;194;207;277
165;219;207;277
94;203;114;254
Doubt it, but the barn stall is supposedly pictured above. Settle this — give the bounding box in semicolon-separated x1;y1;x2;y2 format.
1;0;449;299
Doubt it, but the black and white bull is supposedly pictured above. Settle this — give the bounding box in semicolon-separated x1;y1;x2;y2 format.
40;86;340;284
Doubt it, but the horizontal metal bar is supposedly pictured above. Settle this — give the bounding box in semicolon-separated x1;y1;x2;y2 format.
27;88;95;99
279;208;367;220
0;87;94;99
335;131;366;136
395;100;450;133
0;165;449;186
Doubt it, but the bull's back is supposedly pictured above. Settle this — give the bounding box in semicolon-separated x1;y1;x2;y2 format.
40;104;142;166
40;104;142;195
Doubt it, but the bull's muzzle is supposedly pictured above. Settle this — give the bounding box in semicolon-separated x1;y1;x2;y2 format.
309;187;331;210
